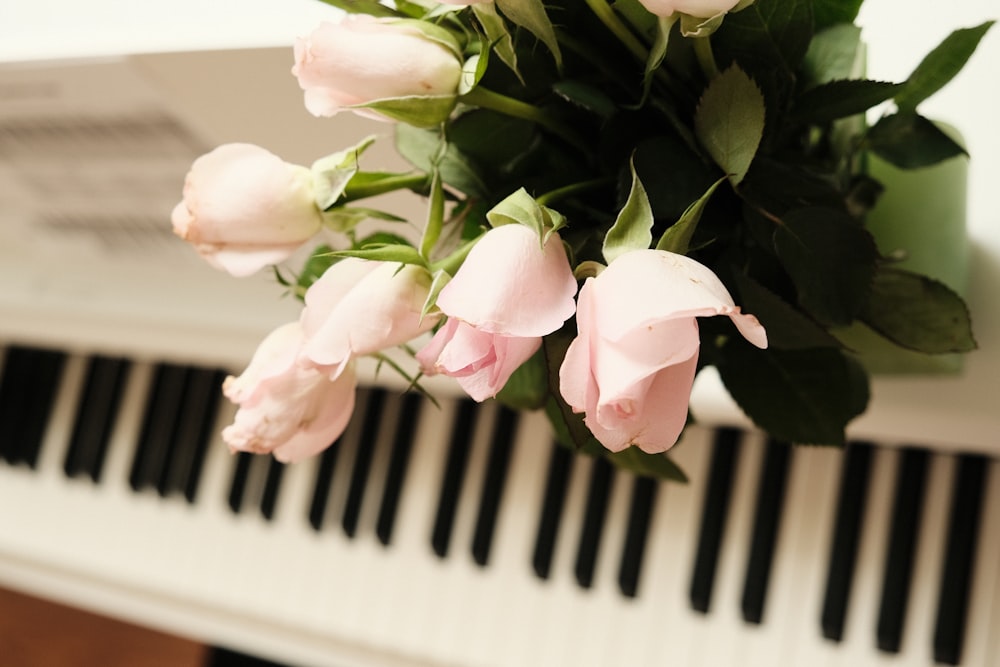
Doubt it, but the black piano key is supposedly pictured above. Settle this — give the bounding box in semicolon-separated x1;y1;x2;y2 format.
0;346;66;467
64;356;130;482
690;427;741;613
741;438;792;624
341;389;386;538
228;451;254;514
308;441;341;531
574;456;615;589
431;399;479;558
821;441;874;641
532;442;573;580
876;447;929;653
157;367;225;501
130;363;188;491
375;392;423;546
471;407;519;567
618;475;658;598
260;459;286;521
933;454;987;665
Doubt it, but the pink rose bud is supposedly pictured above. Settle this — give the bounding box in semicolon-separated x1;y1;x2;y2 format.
417;224;578;401
222;322;357;463
637;0;743;18
559;249;767;454
172;143;322;277
300;258;441;378
292;16;463;121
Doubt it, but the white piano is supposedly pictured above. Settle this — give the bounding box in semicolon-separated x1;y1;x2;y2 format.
0;1;997;666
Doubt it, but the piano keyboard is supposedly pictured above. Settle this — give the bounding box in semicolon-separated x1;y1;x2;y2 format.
1;343;998;667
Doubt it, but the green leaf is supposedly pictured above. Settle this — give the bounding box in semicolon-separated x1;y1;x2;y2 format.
694;65;765;186
328;243;427;266
715;338;870;445
552;81;618;121
811;0;862;30
713;0;814;91
495;0;562;68
353;94;457;128
773;207;878;326
802;23;862;86
472;4;521;80
867;112;968;169
310;136;377;210
603;160;653;263
320;206;406;234
861;267;977;354
641;16;677;103
792;80;902;124
420;169;445;261
486;188;563;241
895;21;994;112
296;244;338;294
607;447;688;483
313;0;397;17
656;177;724;255
733;273;843;349
395;124;489;199
496;349;548;410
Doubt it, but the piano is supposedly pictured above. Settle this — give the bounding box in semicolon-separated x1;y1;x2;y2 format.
0;1;997;665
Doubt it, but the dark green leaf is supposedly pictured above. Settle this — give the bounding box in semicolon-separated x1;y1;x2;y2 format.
895;21;995;112
715;338;870;445
861;267;977;354
733;273;843;349
713;0;814;88
802;23;862;86
867;112;968;169
774;207;878;326
496;349;548;410
633;134;717;222
694;65;765;185
792;80;902;124
552;81;618;120
811;0;863;31
656;178;724;255
395;124;489;199
495;0;562;68
607;447;688;483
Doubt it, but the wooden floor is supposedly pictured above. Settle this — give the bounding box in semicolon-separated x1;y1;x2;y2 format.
0;586;206;667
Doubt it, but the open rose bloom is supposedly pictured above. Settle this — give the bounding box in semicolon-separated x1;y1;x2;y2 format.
560;250;767;454
418;224;577;401
222;322;357;463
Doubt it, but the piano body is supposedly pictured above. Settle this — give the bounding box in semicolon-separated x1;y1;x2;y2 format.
0;1;998;665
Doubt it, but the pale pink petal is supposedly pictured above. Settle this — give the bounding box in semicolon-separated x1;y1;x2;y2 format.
437;225;577;337
300;258;381;339
272;364;358;463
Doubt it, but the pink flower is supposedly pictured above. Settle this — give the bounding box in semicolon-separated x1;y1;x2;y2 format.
417;224;577;401
292;16;462;121
637;0;743;19
171;143;322;277
559;249;767;454
300;258;441;378
222;322;357;463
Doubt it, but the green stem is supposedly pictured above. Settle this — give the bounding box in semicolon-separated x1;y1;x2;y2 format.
536;178;611;207
459;86;586;152
341;172;430;202
583;0;649;63
693;36;720;79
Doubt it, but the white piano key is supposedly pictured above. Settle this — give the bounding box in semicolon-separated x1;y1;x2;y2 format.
693;430;765;667
740;445;836;667
963;459;1000;667
833;445;900;667
898;452;954;663
637;426;714;666
781;446;845;667
33;351;87;479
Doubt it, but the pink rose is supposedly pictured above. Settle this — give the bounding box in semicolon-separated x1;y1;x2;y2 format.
559;249;767;454
292;16;462;121
637;0;743;18
417;224;577;401
222;322;357;463
172;143;322;277
300;258;441;378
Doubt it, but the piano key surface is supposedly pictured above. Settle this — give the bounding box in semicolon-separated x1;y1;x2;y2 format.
0;344;998;667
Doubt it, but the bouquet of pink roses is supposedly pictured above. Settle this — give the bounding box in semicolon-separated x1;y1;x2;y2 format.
172;0;989;479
